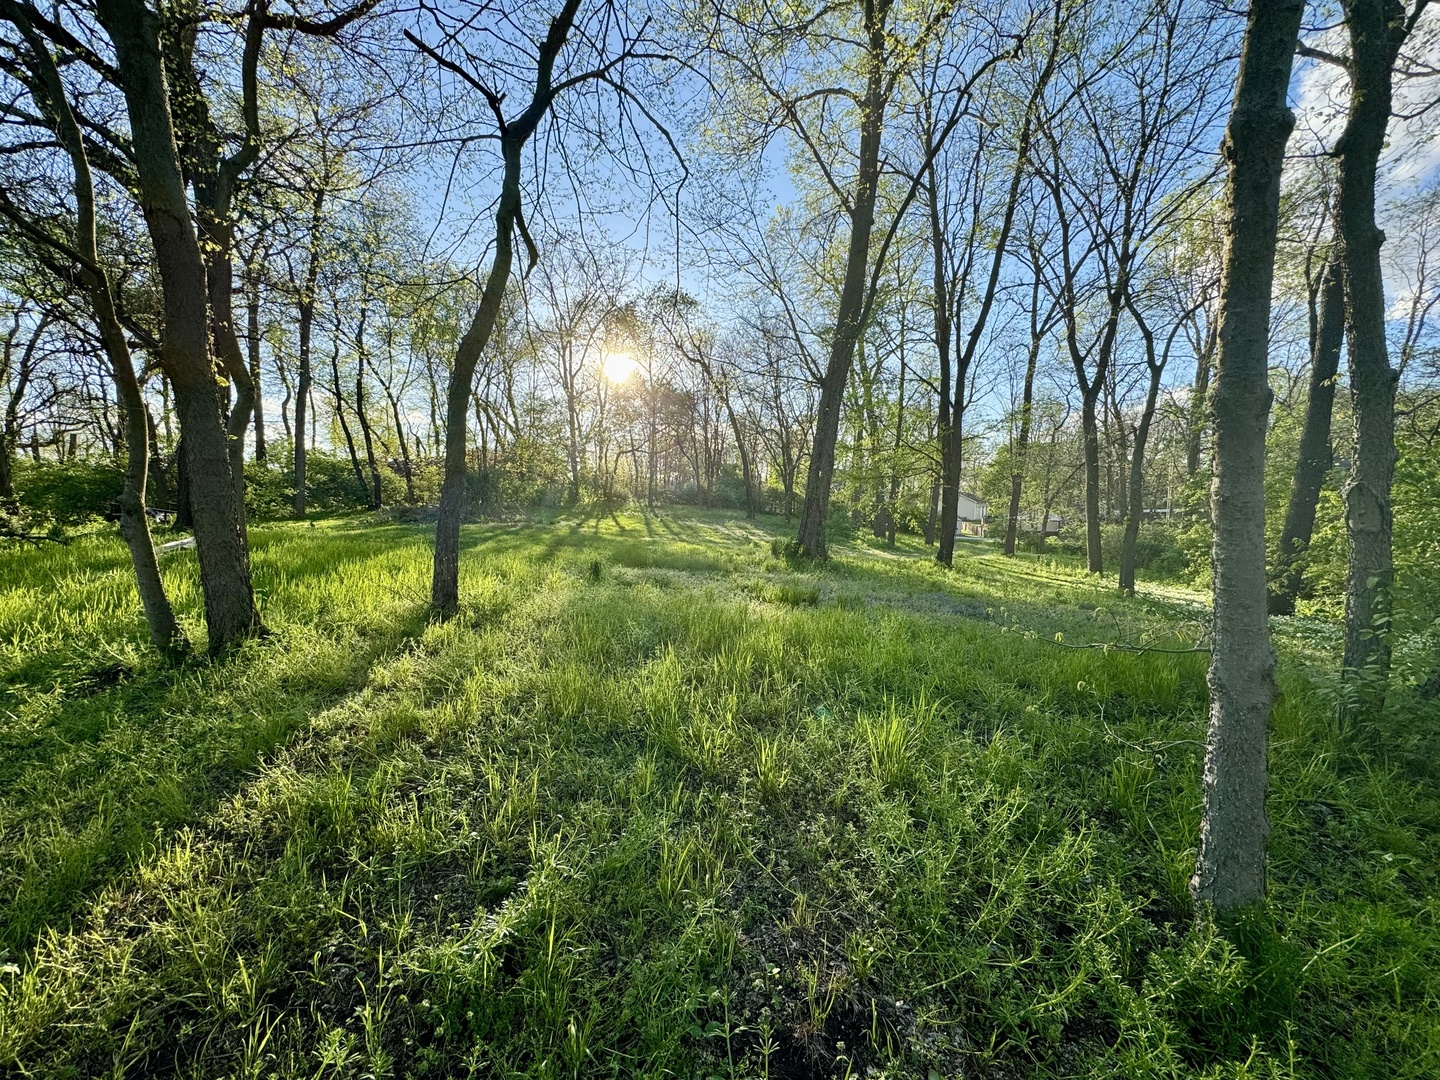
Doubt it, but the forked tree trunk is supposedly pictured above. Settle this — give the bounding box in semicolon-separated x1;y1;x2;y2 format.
1192;0;1302;915
293;189;324;518
96;0;262;653
1271;254;1343;614
1336;0;1414;708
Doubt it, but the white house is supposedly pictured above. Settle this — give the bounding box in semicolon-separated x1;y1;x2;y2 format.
956;491;987;536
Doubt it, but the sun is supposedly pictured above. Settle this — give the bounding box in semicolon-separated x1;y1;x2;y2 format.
601;350;638;383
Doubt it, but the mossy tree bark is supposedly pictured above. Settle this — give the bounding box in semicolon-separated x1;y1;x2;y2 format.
1192;0;1303;915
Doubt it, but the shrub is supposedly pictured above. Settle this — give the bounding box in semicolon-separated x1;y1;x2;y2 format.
13;458;125;525
1101;521;1188;579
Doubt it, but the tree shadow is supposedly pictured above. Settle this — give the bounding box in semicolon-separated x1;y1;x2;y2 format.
0;593;434;955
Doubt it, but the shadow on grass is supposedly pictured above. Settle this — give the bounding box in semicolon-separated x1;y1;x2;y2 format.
0;599;434;955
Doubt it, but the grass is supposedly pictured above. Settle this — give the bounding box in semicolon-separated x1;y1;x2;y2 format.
0;508;1435;1078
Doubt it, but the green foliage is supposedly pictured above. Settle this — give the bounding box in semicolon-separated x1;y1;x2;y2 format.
1101;521;1190;579
12;458;124;525
0;510;1435;1078
245;452;369;518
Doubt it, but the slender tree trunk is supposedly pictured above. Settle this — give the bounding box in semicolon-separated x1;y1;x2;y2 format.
1192;0;1301;915
1337;0;1410;708
1120;363;1164;594
1271;255;1344;613
353;294;383;509
433;138;522;613
795;13;888;560
1080;392;1104;571
1186;324;1216;477
247;265;267;463
96;0;262;652
1004;303;1043;556
293;190;324;518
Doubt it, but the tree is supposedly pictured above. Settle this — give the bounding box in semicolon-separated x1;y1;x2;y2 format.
1327;0;1430;708
408;0;671;614
94;0;264;651
0;0;183;653
1191;0;1304;915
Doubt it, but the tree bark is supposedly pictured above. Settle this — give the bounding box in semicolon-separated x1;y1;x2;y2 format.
1336;0;1413;708
293;188;324;518
795;5;889;561
1270;254;1343;613
9;0;185;655
1191;0;1302;916
96;0;262;653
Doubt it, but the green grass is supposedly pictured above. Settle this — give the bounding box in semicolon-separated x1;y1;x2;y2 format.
0;508;1435;1078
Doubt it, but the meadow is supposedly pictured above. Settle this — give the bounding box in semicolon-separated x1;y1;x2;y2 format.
0;510;1435;1078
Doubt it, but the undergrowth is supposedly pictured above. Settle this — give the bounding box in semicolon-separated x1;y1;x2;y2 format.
0;509;1434;1078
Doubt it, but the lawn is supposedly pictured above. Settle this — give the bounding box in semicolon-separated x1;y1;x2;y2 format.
0;510;1435;1078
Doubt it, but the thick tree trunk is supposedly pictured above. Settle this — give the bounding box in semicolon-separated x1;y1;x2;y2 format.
1337;0;1409;708
1271;255;1343;613
795;16;888;561
97;0;262;652
15;5;185;655
1191;0;1301;916
203;212;254;535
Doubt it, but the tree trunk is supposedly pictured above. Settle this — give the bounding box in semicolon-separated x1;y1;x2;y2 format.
433;136;523;613
1337;0;1410;708
96;0;262;653
795;13;888;561
14;5;185;655
1120;362;1164;594
353;295;383;509
1271;254;1343;613
1191;0;1301;916
1186;322;1216;477
293;190;324;518
1004;292;1043;556
247;265;267;463
1080;393;1104;572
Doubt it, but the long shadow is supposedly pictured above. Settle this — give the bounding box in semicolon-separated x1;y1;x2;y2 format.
0;596;434;956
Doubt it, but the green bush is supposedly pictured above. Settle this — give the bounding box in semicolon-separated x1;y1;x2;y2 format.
12;458;125;525
1101;521;1189;579
245;452;368;519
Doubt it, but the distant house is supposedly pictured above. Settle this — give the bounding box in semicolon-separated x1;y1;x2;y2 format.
956;491;987;537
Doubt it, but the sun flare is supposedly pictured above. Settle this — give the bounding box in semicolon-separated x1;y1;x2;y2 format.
601;350;638;383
